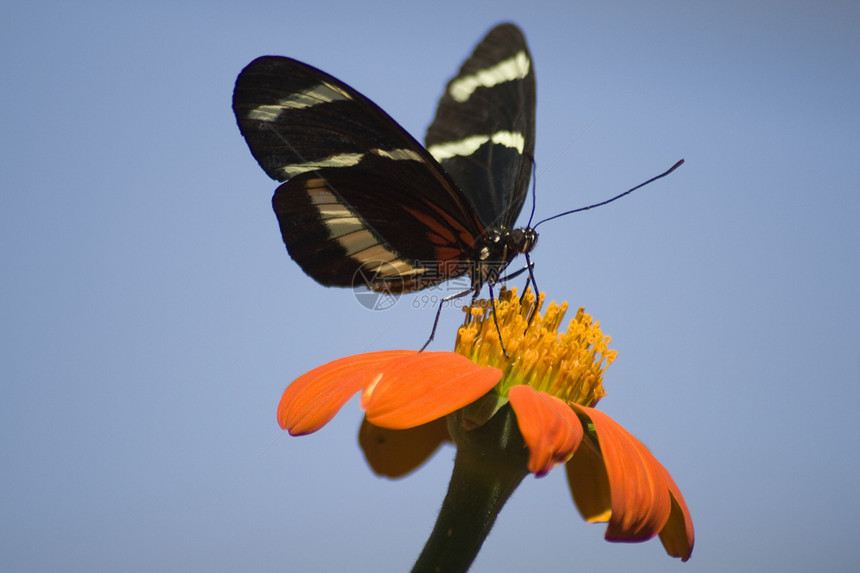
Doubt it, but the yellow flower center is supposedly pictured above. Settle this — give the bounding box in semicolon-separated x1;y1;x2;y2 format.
455;288;616;408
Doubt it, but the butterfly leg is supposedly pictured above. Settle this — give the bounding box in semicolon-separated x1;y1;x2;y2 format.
496;264;530;283
495;258;536;290
520;252;541;330
493;258;540;330
486;282;511;359
418;286;478;352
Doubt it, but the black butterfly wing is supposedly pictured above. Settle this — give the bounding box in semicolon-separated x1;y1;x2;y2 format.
233;57;485;292
271;163;482;293
425;23;536;231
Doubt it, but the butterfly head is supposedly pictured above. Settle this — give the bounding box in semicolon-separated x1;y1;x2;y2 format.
507;227;538;256
473;226;538;287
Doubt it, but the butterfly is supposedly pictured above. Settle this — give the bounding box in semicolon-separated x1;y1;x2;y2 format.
232;23;537;342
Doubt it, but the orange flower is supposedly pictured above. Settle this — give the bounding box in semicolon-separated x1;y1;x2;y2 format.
277;288;694;562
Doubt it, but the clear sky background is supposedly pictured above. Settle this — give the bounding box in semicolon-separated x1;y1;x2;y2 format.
3;1;858;571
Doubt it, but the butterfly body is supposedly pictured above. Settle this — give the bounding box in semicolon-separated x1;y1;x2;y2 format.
233;23;536;298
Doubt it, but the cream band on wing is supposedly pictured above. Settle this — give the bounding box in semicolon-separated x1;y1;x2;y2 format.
447;51;530;103
427;130;525;161
281;147;425;179
247;81;350;121
303;180;425;278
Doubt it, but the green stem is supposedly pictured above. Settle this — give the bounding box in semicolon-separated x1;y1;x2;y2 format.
411;406;529;573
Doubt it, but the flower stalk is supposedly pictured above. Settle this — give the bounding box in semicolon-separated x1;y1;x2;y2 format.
411;406;529;573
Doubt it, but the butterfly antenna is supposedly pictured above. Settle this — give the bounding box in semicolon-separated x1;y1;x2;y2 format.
533;159;684;230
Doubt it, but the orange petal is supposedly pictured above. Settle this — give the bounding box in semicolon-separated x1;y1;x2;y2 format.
508;385;583;477
657;464;695;561
565;430;612;523
568;405;672;543
362;352;502;429
358;417;450;478
277;350;414;435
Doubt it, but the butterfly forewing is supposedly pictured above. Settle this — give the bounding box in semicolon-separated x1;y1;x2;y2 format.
233;57;485;292
426;23;536;230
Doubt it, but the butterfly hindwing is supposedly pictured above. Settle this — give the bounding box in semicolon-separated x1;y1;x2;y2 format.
273;164;481;293
426;23;536;230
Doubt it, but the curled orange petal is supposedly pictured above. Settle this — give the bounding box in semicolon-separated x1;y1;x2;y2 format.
277;350;414;435
565;430;612;523
362;352;502;429
508;385;583;477
568;405;672;543
358;417;450;478
658;464;695;561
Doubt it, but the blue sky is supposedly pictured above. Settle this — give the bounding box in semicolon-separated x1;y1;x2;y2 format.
2;1;859;571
